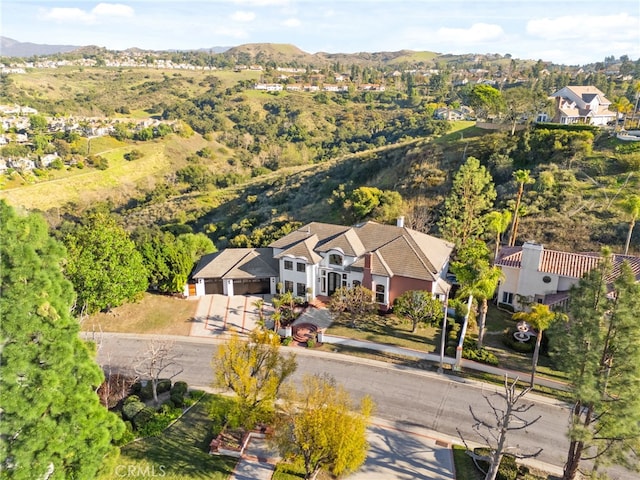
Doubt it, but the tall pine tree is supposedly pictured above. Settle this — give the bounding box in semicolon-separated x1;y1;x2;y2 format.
551;252;640;479
437;156;496;249
0;201;124;479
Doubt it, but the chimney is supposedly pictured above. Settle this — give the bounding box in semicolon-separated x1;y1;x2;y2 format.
363;252;373;290
521;242;543;272
396;216;405;228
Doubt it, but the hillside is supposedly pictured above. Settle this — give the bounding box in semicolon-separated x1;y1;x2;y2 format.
1;63;639;257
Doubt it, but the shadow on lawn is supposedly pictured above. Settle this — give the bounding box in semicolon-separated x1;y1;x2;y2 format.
121;396;237;478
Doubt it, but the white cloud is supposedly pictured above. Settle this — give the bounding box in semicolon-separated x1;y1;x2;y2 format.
41;7;95;24
40;3;134;25
282;17;301;27
231;10;256;22
436;23;505;44
92;3;135;18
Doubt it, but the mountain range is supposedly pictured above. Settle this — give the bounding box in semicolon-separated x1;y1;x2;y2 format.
0;37;232;58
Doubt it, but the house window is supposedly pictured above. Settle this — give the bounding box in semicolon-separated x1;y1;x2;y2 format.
375;284;385;303
320;271;326;293
342;273;348;287
296;262;306;272
329;254;342;266
502;292;514;304
297;283;306;296
284;280;293;293
284;260;293;270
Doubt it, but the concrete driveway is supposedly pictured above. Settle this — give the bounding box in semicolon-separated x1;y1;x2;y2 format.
190;294;273;337
348;422;455;480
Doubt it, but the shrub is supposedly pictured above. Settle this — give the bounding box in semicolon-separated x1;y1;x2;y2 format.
473;448;524;480
282;336;293;346
138;382;153;400
157;379;172;394
306;338;316;348
502;328;535;353
170;393;184;408
132;406;156;430
171;381;188;396
123;395;141;405
463;347;499;366
124;149;143;161
130;382;141;395
122;400;146;421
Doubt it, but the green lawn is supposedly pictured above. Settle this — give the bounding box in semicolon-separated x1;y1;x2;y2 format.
100;395;237;480
325;313;439;353
451;445;560;480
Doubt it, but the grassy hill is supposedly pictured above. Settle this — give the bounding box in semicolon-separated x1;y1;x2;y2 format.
1;64;638;256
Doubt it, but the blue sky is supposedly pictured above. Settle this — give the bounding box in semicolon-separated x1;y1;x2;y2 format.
2;1;639;65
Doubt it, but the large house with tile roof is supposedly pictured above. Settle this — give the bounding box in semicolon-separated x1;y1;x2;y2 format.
187;218;454;309
495;242;640;311
549;86;616;126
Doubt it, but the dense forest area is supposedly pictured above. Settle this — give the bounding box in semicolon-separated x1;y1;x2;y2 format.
1;47;639;271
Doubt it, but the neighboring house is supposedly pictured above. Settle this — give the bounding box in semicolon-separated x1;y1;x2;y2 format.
187;219;454;309
495;242;640;311
549;86;616;126
434;106;474;121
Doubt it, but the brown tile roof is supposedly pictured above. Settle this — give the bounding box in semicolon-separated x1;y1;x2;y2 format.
317;227;366;257
275;235;322;263
270;221;454;281
496;247;640;282
192;248;278;279
269;222;349;249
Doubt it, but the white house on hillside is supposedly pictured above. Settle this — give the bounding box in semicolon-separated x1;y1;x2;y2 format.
495;242;640;311
549;86;615;126
187;219;454;310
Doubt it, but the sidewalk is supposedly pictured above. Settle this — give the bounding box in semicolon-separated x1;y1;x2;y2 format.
228;418;457;480
320;334;570;392
229;434;278;480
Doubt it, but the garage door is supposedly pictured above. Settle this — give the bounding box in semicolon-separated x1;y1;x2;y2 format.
204;279;223;295
233;279;271;295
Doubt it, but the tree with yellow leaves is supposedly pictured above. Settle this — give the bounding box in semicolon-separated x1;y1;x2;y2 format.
212;328;297;428
273;374;374;480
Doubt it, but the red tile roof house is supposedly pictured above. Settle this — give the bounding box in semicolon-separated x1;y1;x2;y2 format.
187;218;454;310
495;242;640;311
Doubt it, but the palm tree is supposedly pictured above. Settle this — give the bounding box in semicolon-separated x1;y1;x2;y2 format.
509;204;527;249
486;210;512;261
508;170;534;246
252;298;266;327
457;265;503;349
610;96;633;131
512;304;558;387
620;195;640;255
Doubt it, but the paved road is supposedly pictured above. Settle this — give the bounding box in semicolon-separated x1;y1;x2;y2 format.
93;332;636;479
93;332;569;472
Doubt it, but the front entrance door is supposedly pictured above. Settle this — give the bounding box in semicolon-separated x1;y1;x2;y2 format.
327;272;340;296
